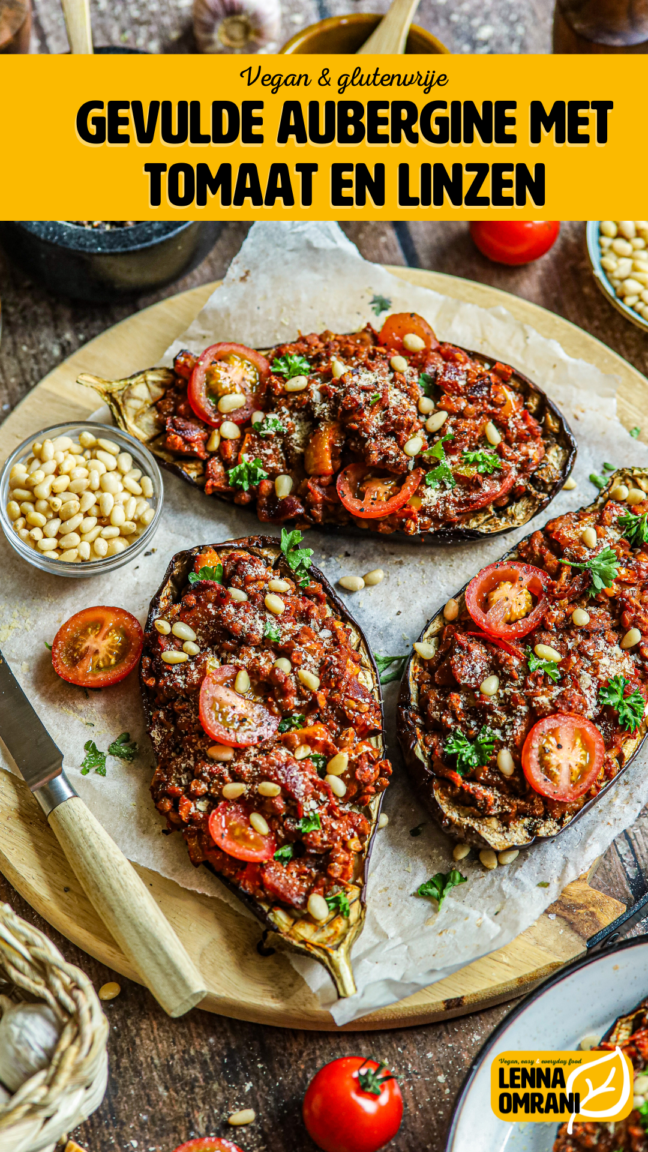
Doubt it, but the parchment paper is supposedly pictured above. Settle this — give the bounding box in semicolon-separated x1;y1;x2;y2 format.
2;221;648;1027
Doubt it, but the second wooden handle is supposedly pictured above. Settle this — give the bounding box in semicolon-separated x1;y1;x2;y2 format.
61;0;93;53
49;797;206;1017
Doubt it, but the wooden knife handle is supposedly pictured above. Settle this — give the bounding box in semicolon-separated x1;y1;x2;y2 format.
61;0;93;53
49;797;207;1017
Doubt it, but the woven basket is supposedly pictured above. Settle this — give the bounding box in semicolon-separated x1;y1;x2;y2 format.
0;903;109;1152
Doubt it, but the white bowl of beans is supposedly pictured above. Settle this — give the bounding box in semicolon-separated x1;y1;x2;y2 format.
0;422;163;577
587;219;648;334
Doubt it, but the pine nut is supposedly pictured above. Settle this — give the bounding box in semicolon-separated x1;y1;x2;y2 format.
235;669;250;693
581;527;597;548
59;548;79;562
123;477;142;495
635;1075;648;1094
497;749;515;776
101;525;120;539
610;484;629;500
453;843;471;861
116;452;133;474
206;747;234;766
403;333;426;352
258;781;281;797
88;458;106;476
265;593;285;615
331;358;346;378
217;393;245;414
572;608;590;626
378;813;389;829
274;657;292;672
404;435;424;457
250;812;270;835
229;588;248;602
414;641;435;659
37;537;58;551
206;429;221;452
172;621;197;642
124;496;137;520
220;421;241;439
444;598;459;621
82;526;102;544
480;675;499;696
141;476;153;498
534;643;562;662
326;774;347;797
326;752;348;776
106;538;127;556
308;893;329;921
6;501;20;520
61;532;81;548
183;641;200;656
284;375;309;393
155;619;171;634
96;437;119;456
294;745;312;760
220;781;246;799
268;579;290;592
79;491;96;513
29;526;43;541
479;849;498;869
339;576;364;592
110;505;126;527
627;488;646;505
498;850;519;865
621;628;642;649
140;507;155;526
26;511;46;527
426;410;448;433
60;513;83;535
363;569;384;586
484;421;501;446
298;669;320;691
98;982;121;1001
161;650;189;664
251;411;265;425
120;520;137;535
33;478;54;500
93;538;108;558
390;355;408;372
100;472;122;495
275;474;293;499
78;541;91;560
418;396;435;414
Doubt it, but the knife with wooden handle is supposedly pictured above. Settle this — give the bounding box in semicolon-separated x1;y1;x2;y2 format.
0;650;207;1018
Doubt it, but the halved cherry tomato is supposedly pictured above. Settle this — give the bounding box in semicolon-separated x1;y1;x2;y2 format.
337;465;423;519
303;1057;403;1152
522;714;605;803
451;467;516;515
187;342;270;429
464;631;523;659
465;561;549;640
378;311;439;354
470;222;560;266
51;606;143;688
172;1140;243;1152
208;801;276;862
199;665;280;747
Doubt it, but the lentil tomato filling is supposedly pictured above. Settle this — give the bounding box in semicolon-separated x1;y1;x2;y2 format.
154;311;570;537
406;482;648;846
142;542;391;919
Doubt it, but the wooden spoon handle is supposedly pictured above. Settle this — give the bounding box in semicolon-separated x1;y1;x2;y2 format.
357;0;422;54
61;0;93;53
49;797;206;1017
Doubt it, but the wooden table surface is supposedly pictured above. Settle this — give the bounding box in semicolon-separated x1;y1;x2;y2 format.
3;220;648;1152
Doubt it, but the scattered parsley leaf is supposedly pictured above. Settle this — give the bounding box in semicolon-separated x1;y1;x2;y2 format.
637;1100;648;1131
44;641;52;651
461;448;502;475
631;427;641;439
80;740;107;777
375;654;408;684
559;546;619;597
419;371;435;397
423;434;456;491
603;462;616;472
188;563;223;586
272;353;311;379
369;392;380;405
537;881;550;888
599;675;645;733
297;812;322;835
619;510;648;549
526;648;562;683
274;844;294;863
326;891;350;917
589;472;607;490
257;414;285;438
278;713;306;733
444;727;496;775
310;752;327;777
228;456;268;492
370;294;391;316
280;527;313;587
415;869;467;910
108;732;138;762
264;619;281;642
409;822;426;837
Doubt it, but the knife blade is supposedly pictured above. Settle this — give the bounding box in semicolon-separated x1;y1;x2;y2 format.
0;649;64;791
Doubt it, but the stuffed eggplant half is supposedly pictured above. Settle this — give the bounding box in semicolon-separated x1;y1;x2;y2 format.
79;310;575;543
141;534;391;997
554;995;648;1151
398;469;648;852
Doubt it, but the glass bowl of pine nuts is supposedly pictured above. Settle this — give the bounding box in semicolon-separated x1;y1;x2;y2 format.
587;220;648;334
0;422;163;577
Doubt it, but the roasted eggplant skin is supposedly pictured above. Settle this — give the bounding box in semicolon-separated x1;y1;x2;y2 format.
140;535;387;999
78;344;576;545
397;469;648;853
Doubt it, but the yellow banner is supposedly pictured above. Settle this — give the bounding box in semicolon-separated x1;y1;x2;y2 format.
491;1050;635;1124
0;55;646;219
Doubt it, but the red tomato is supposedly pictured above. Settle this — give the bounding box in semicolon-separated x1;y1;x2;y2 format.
187;342;270;428
522;714;605;803
208;801;276;862
172;1140;243;1152
336;465;423;519
451;467;516;515
465;561;549;640
51;606;143;688
303;1057;403;1152
377;311;438;354
463;631;523;659
199;665;280;747
470;222;560;266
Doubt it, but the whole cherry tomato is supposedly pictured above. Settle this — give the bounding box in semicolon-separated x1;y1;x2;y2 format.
470;222;560;266
303;1057;403;1152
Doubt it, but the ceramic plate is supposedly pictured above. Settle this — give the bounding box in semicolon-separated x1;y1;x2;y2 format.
586;219;648;334
445;934;648;1152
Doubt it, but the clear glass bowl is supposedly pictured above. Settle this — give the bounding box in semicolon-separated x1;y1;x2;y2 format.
0;421;164;578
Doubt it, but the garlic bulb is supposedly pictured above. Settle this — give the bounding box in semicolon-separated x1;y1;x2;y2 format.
0;1000;62;1092
193;0;281;53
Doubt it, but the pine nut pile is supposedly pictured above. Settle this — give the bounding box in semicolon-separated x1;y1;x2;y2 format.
6;431;156;563
598;220;648;322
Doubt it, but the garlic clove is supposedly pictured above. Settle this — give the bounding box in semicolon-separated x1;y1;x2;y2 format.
0;1001;62;1092
193;0;281;54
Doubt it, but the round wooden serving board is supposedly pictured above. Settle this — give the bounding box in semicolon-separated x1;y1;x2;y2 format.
0;267;641;1031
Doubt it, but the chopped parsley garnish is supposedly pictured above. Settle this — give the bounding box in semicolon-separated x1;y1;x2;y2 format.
369;392;380;405
188;563;223;585
228;456;268;492
108;732;138;762
326;891;350;917
264;619;281;642
375;654;408;684
280;527;313;587
461;448;502;475
310;752;327;776
80;740;107;777
598;675;645;733
423;434;455;491
418;371;435;397
603;462;615;472
637;1100;648;1131
559;546;619;597
297;812;321;835
415;869;467;910
444;727;496;775
272;353;312;379
278;713;305;733
537;881;550;888
370;294;391;316
44;640;52;651
274;844;294;863
589;472;607;490
526;648;562;683
631;427;641;439
618;510;648;549
257;414;285;438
